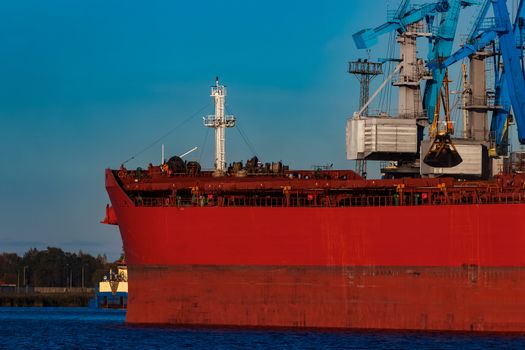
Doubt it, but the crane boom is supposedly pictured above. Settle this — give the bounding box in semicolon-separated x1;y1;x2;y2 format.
492;0;525;143
422;0;477;124
352;0;449;49
427;30;498;70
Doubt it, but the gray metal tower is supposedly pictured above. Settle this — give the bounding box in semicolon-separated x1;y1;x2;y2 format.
348;59;382;178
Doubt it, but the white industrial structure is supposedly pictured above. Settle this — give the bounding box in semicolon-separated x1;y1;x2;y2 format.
203;77;236;175
346;58;419;162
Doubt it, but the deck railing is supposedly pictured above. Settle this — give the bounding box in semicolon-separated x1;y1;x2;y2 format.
132;192;525;208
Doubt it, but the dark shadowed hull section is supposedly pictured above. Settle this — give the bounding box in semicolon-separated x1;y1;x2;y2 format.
127;265;525;331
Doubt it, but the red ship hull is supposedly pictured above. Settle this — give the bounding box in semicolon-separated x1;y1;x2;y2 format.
106;169;525;331
129;265;525;331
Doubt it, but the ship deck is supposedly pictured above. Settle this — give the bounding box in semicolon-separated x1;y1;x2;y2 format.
110;166;525;208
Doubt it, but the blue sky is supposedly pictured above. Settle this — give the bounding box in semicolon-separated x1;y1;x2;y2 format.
0;0;493;259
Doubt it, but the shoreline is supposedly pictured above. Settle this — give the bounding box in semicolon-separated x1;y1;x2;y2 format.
0;292;94;307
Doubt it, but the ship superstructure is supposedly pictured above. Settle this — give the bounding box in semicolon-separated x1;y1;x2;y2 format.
91;263;128;309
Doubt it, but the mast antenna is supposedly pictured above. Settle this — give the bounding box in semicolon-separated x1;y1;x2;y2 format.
203;77;236;175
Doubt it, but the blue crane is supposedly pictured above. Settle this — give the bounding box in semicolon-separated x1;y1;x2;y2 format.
427;0;525;146
353;0;449;49
353;0;475;124
426;32;497;70
468;0;525;152
426;0;503;147
422;0;477;124
493;0;525;144
491;0;525;147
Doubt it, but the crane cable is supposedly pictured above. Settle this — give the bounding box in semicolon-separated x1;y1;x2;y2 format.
225;106;259;158
198;127;210;164
379;31;396;114
121;102;211;165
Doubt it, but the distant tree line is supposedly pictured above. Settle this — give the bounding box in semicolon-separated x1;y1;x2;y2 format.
0;247;120;288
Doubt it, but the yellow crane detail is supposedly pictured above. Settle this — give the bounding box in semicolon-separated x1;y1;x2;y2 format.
423;70;463;168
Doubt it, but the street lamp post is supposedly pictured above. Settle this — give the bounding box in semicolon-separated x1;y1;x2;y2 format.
65;264;69;291
23;266;27;293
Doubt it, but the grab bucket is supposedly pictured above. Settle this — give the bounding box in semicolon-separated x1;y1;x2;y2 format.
423;133;463;168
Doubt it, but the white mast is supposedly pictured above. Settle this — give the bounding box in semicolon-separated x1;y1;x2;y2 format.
203;77;236;175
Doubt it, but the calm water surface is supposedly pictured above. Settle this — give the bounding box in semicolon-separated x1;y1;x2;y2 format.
0;307;525;349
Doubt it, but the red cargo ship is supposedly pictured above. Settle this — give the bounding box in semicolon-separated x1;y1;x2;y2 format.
104;79;525;332
105;166;525;332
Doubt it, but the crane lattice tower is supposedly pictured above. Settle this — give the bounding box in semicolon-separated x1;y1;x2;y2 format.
348;59;382;178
